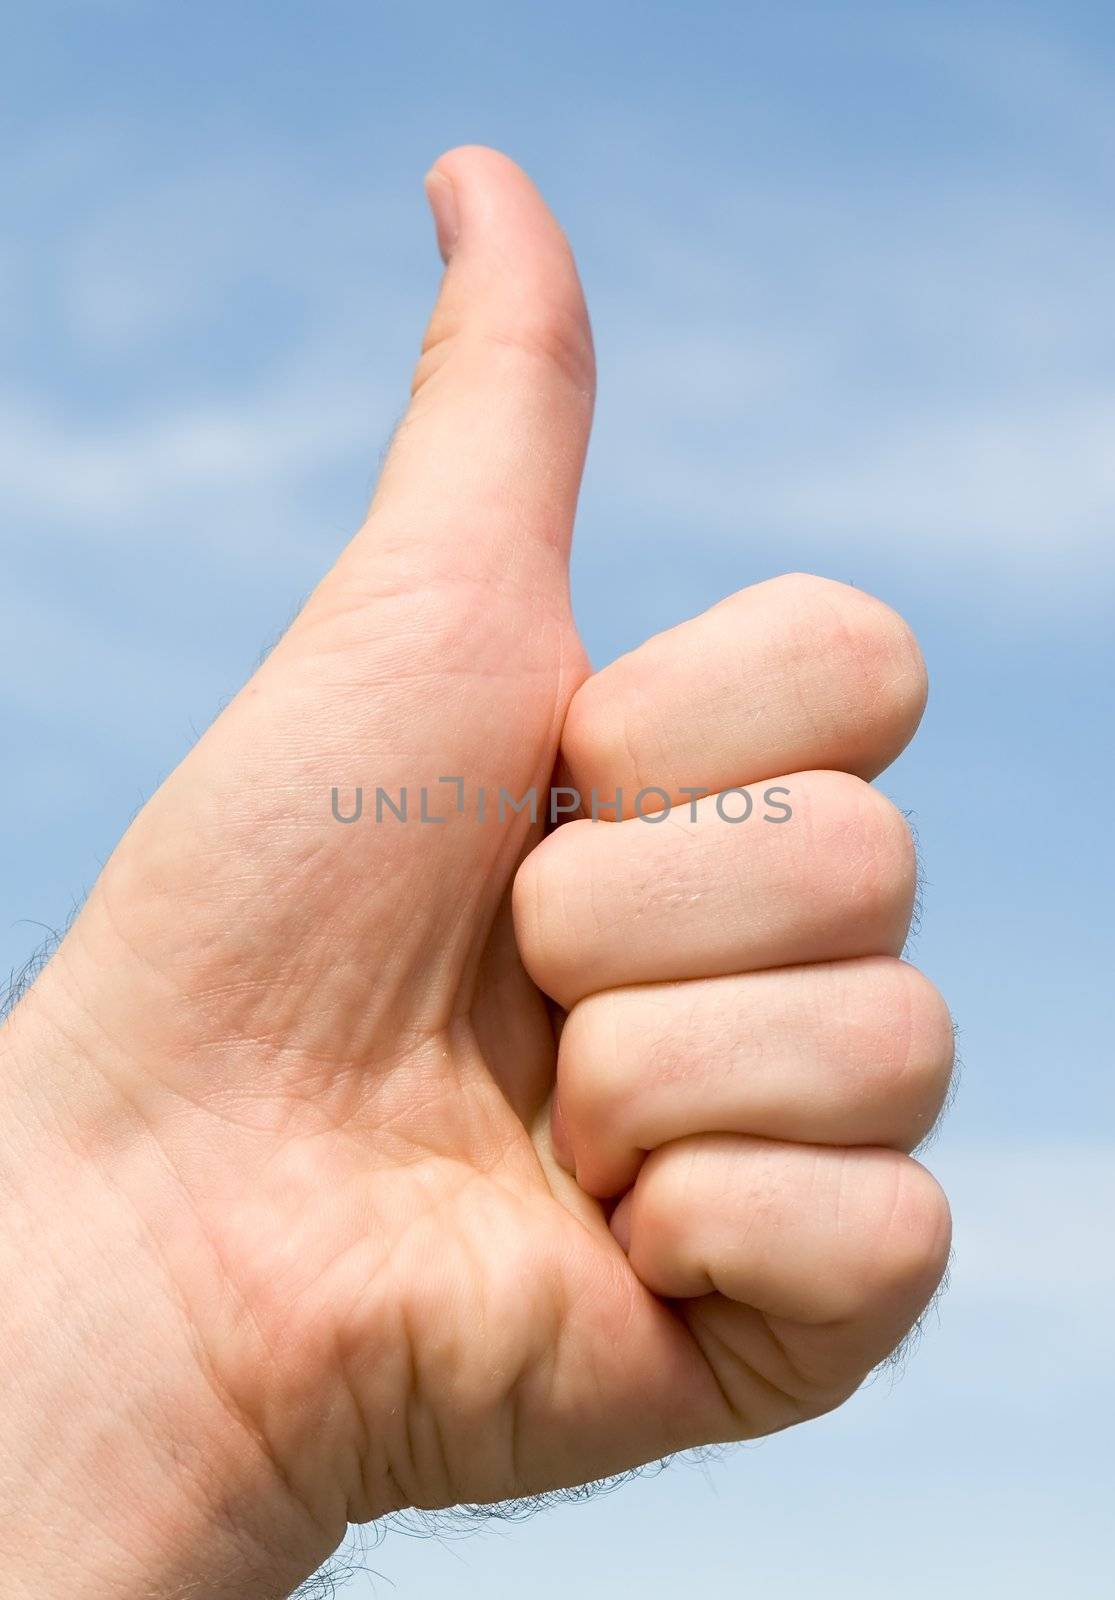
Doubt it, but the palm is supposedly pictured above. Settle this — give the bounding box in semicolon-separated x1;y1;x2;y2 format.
202;928;737;1517
83;539;739;1512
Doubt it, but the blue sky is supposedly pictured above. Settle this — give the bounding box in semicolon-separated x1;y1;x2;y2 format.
3;3;1113;1594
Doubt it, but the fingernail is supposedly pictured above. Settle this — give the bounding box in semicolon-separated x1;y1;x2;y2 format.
424;169;459;264
609;1193;633;1254
550;1093;575;1173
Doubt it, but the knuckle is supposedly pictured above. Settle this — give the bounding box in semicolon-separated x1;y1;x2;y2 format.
765;571;850;610
855;783;917;927
417;276;595;400
878;1157;953;1297
856;961;956;1139
822;774;918;939
773;573;928;758
483;300;596;393
894;966;957;1130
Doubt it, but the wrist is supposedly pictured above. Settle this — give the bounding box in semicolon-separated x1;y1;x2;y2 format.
0;990;337;1600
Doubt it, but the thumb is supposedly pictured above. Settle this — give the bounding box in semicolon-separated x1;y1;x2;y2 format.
75;149;596;1057
311;145;596;614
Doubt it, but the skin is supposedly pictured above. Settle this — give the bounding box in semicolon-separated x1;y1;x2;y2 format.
0;147;953;1599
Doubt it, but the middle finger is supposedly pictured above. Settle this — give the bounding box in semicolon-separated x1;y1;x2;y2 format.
513;768;916;1009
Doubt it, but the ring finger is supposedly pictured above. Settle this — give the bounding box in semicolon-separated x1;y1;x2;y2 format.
555;955;955;1197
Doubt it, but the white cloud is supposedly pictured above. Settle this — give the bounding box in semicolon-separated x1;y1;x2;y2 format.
936;1140;1115;1304
59;160;413;355
5;96;1115;601
0;378;384;531
591;370;1115;591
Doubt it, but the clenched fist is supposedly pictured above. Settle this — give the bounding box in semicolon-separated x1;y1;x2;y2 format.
0;147;952;1599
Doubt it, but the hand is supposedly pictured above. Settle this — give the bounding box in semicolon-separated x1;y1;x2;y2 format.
0;147;952;1598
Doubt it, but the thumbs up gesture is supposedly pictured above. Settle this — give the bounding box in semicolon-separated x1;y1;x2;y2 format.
1;148;952;1598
